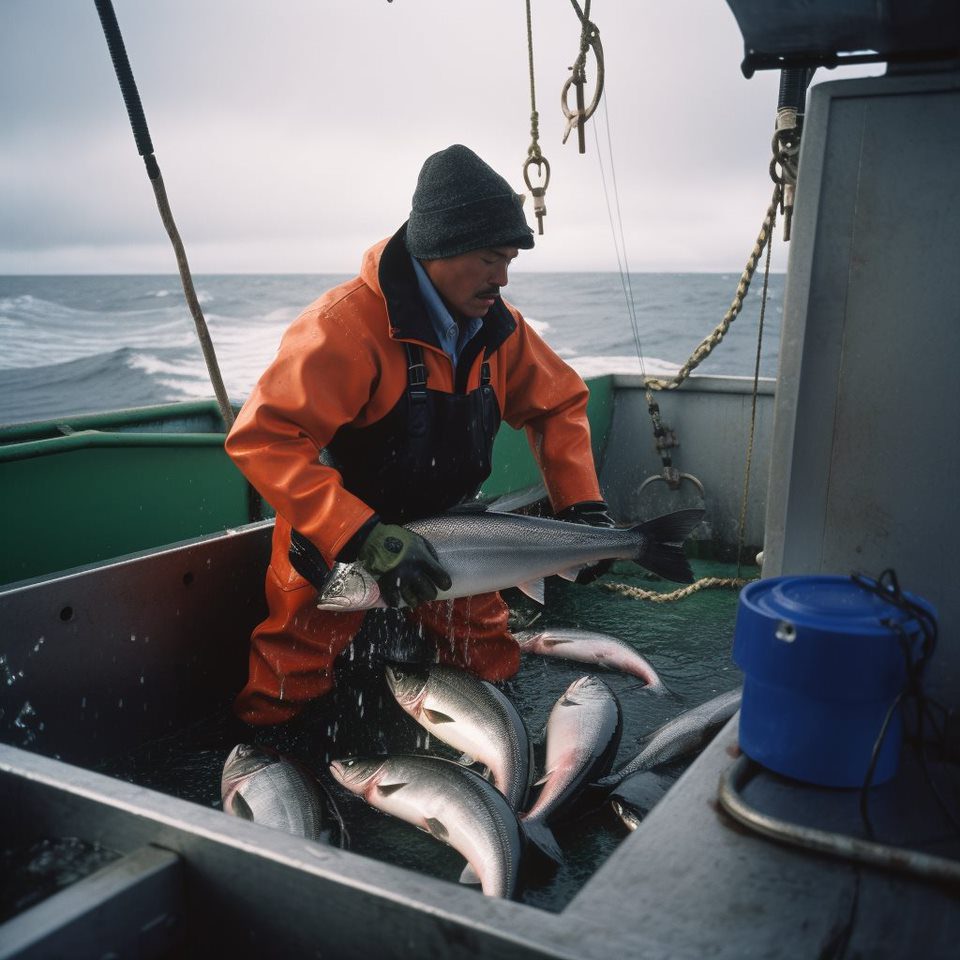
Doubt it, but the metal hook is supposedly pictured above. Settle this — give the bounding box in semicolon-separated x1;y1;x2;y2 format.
560;28;604;153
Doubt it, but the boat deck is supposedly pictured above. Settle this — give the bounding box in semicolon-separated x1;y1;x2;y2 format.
2;523;957;956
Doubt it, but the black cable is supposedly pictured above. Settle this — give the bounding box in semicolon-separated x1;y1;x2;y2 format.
850;570;959;838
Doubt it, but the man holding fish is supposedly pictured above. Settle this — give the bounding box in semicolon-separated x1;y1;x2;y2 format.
226;144;698;727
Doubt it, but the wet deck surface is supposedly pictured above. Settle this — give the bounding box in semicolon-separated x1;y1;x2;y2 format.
84;558;748;913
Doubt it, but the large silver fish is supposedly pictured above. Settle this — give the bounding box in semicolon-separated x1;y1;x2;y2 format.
521;675;622;863
316;508;705;611
329;754;523;899
514;626;665;691
385;664;533;811
221;743;329;842
597;686;742;787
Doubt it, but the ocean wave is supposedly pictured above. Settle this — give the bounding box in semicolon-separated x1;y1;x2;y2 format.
0;295;215;370
523;315;550;335
145;288;213;304
0;348;195;425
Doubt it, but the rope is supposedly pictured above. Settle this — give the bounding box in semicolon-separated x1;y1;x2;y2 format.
735;208;775;577
149;172;235;430
643;183;783;391
601;576;755;603
523;0;550;233
562;0;605;152
525;0;540;159
94;0;235;431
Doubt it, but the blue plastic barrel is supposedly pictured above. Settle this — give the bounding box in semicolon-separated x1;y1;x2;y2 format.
733;575;934;788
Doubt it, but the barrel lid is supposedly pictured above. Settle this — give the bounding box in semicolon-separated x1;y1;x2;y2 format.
740;575;930;636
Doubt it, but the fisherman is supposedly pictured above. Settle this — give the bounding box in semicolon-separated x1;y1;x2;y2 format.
226;144;613;726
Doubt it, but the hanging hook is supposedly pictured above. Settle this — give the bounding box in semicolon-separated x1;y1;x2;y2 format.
523;154;551;235
562;3;604;153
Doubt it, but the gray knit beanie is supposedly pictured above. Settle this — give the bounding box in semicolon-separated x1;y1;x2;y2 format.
405;145;535;259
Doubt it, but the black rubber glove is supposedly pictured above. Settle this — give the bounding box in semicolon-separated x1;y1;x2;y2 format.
357;522;452;608
555;500;616;584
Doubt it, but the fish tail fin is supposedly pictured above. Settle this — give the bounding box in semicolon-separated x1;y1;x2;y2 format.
632;508;705;584
521;818;564;865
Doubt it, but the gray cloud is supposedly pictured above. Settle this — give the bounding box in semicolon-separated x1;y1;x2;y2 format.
1;0;882;274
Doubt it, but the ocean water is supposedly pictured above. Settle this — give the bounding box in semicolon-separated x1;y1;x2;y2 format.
0;272;783;425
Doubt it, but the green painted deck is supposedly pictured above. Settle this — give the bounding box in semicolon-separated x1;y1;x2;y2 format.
0;378;614;587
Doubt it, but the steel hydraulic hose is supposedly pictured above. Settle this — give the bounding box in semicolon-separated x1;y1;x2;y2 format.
718;754;960;887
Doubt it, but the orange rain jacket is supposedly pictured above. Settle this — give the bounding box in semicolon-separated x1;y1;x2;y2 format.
225;228;603;723
226;231;603;594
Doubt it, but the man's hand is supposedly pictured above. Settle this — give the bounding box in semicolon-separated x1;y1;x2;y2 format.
555;500;616;584
357;522;452;608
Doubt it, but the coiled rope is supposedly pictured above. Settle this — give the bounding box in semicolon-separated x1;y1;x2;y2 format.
562;0;605;152
602;576;754;603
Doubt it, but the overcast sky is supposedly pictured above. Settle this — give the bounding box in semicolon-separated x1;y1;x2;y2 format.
1;1;882;275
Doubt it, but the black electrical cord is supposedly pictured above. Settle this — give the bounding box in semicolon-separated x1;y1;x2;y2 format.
850;569;959;838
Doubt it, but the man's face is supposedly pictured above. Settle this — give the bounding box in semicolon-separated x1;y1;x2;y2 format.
421;246;519;321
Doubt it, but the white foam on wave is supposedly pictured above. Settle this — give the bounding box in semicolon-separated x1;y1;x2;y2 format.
144;287;212;304
126;351;207;378
264;306;297;324
523;314;550;335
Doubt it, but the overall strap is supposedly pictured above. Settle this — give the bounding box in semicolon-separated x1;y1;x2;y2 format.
405;342;428;398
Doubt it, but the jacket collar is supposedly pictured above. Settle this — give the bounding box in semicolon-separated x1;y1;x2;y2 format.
377;223;516;357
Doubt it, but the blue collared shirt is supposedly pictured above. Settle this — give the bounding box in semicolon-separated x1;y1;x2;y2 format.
411;256;483;368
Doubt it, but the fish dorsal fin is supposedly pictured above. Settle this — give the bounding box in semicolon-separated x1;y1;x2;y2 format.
517;579;545;604
423;817;449;840
377;781;408;796
226;792;255;821
556;566;582;582
460;863;481;885
532;768;556;788
544;637;573;647
423;708;456;724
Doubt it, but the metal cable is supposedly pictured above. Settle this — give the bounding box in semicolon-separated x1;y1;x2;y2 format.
735;216;774;578
718;754;960;887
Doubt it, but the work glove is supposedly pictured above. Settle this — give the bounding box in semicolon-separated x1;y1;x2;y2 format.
357;522;452;608
555;500;616;584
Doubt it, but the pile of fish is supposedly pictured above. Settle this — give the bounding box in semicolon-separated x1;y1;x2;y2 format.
220;502;732;899
220;623;742;900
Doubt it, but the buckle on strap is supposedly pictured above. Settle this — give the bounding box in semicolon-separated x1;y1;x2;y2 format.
405;343;428;401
